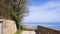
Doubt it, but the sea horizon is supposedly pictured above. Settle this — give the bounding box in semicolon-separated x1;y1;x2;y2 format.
23;22;60;30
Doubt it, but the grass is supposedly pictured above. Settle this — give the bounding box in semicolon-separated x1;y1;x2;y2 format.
15;29;23;34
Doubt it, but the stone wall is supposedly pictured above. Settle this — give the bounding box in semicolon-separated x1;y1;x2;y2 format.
1;19;17;34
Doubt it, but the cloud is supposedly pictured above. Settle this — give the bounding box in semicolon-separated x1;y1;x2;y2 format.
23;1;60;22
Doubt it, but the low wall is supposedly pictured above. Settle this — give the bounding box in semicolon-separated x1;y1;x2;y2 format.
0;19;17;34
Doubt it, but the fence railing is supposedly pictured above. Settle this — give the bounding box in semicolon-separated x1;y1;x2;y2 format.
38;26;60;34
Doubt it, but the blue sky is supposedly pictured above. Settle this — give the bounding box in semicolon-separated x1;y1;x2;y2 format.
23;0;60;22
23;0;60;30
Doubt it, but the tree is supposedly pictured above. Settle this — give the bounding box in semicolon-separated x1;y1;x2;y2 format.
0;0;29;29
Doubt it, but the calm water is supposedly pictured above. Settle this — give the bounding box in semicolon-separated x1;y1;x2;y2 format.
23;22;60;30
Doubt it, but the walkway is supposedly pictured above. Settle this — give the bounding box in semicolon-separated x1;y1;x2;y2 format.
21;31;36;34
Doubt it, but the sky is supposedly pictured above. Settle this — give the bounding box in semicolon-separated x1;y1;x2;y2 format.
23;0;60;22
22;0;60;30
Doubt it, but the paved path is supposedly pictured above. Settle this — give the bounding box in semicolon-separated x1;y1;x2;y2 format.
21;31;36;34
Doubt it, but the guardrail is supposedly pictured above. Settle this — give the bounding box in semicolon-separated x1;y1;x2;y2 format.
38;26;60;34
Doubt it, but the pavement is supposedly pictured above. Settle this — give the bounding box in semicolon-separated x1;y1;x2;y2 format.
21;31;36;34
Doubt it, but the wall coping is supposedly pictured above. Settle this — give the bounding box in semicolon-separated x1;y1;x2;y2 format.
0;19;4;21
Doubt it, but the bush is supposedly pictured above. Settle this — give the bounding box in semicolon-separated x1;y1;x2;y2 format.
15;29;23;34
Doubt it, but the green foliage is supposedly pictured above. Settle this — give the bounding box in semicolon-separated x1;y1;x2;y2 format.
11;10;19;22
0;0;29;34
0;0;29;30
14;29;23;34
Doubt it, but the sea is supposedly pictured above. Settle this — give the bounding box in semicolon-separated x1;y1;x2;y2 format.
23;22;60;30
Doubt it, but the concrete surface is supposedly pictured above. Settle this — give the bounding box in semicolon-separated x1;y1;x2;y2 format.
0;23;2;34
21;31;36;34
